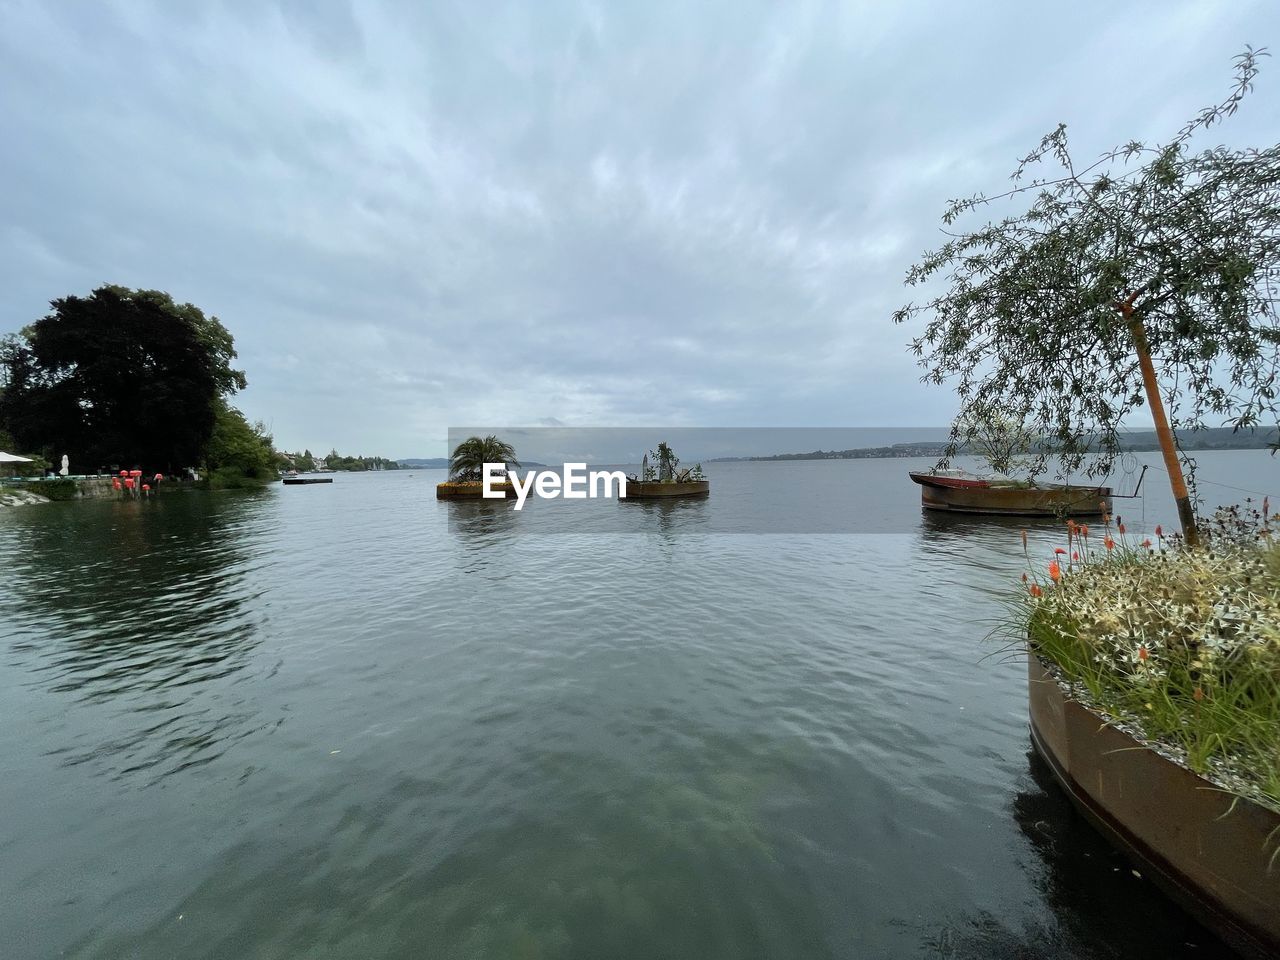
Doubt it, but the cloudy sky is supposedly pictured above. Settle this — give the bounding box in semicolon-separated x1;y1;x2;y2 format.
2;1;1277;457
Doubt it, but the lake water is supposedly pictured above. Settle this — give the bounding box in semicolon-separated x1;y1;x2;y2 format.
1;451;1275;959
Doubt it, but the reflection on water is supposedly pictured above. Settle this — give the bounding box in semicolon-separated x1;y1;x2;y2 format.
2;493;276;781
446;497;522;539
1008;748;1232;958
3;456;1271;959
623;495;713;538
902;746;1234;959
917;509;1062;544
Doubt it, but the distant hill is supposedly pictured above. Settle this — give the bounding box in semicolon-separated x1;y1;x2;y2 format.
711;441;950;462
1090;426;1279;453
713;427;1278;463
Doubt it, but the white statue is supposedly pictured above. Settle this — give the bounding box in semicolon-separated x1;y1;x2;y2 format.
59;454;69;476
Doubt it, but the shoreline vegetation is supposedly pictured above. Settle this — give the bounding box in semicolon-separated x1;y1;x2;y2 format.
0;286;403;496
279;449;400;473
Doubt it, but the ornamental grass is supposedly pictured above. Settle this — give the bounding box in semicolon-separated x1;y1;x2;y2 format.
1014;503;1280;813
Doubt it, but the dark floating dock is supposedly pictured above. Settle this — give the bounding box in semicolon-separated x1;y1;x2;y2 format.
282;477;333;485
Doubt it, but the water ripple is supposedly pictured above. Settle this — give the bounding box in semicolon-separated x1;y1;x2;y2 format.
1;458;1262;959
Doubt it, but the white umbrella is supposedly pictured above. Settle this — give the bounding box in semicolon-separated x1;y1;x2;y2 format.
0;451;33;463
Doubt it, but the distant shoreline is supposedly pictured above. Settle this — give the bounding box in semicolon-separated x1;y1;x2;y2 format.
709;428;1279;463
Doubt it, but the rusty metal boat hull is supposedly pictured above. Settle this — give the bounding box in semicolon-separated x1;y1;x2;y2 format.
1028;655;1280;959
910;472;1110;516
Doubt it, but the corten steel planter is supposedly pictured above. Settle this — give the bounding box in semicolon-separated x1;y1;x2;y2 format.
620;480;710;500
910;472;1111;517
1028;654;1280;959
435;480;515;500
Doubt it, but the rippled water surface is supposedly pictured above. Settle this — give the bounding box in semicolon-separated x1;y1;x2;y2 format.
2;452;1275;959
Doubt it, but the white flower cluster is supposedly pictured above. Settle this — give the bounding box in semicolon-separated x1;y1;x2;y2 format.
1029;537;1279;679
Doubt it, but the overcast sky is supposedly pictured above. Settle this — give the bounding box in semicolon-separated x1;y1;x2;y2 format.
2;1;1278;457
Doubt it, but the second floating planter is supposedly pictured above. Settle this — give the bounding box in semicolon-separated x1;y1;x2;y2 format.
621;441;709;501
621;479;709;499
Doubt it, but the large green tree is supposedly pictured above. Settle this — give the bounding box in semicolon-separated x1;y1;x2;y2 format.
893;49;1280;545
0;285;246;470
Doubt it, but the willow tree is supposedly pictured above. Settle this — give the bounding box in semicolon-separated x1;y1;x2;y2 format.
893;49;1280;545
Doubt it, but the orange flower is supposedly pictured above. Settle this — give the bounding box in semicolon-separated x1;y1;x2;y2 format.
1155;525;1163;539
1021;572;1028;583
1141;538;1152;549
1104;536;1115;551
1193;686;1205;702
1048;561;1061;582
1071;551;1079;561
1080;525;1089;538
1054;547;1067;556
1137;645;1149;661
1021;529;1028;549
1117;522;1125;535
1029;583;1043;598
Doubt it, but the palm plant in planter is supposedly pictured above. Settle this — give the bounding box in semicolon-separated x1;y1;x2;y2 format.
436;435;519;499
449;435;519;481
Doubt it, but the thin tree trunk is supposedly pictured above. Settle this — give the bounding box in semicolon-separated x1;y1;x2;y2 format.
1124;304;1200;546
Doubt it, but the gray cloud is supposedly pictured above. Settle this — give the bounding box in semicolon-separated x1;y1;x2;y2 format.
1;0;1276;456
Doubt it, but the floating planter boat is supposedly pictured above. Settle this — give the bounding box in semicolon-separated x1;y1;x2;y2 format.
621;442;709;501
439;435;520;500
1027;654;1280;958
910;470;1110;517
282;477;333;485
621;479;710;500
435;480;514;500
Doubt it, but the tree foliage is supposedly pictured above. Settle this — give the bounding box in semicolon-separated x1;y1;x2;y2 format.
0;285;246;470
893;49;1280;482
204;401;278;487
319;449;400;471
449;435;519;481
643;442;703;482
955;412;1036;476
